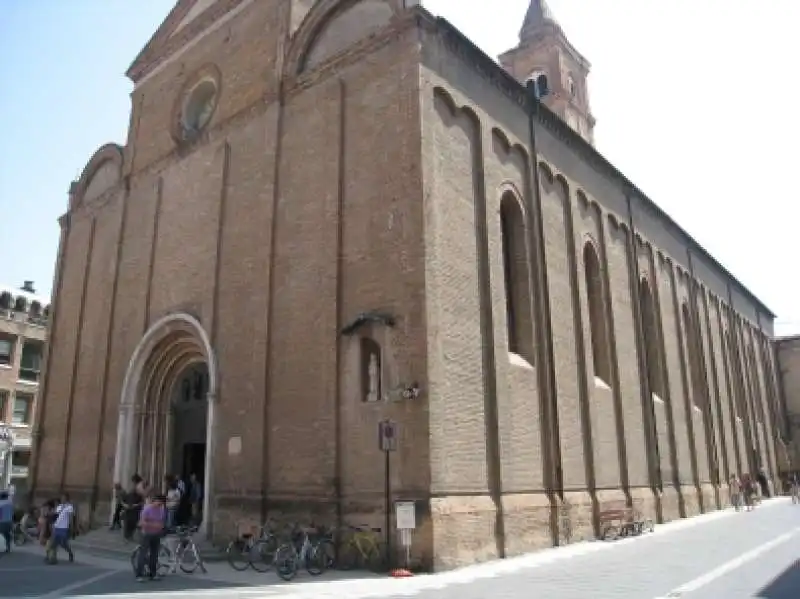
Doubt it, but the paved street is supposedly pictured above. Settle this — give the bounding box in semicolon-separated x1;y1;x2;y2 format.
1;498;798;598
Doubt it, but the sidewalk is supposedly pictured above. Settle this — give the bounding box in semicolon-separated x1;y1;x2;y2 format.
15;497;790;597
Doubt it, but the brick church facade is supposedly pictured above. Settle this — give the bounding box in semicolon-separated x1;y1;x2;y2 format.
31;0;786;570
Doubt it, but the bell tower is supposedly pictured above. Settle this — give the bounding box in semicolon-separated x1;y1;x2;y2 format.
499;0;596;145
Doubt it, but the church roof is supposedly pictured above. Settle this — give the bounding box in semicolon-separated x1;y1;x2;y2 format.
519;0;558;38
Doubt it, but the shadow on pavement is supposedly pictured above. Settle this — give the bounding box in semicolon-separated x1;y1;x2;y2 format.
757;560;800;599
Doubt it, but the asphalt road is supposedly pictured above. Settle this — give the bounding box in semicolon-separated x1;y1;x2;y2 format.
1;498;798;598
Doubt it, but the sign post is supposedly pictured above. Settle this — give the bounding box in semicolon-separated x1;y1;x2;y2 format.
379;419;398;568
395;500;416;571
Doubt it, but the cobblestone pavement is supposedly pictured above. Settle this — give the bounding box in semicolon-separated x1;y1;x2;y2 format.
1;498;798;598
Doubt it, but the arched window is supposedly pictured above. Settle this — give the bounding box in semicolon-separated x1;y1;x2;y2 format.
500;193;535;365
682;304;706;407
13;296;26;312
584;242;611;384
30;301;41;318
0;293;10;310
640;279;665;398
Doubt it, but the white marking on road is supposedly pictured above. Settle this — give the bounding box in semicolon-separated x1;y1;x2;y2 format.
651;526;800;599
36;569;119;599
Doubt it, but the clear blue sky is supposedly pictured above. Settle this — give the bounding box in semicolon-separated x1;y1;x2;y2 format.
0;1;173;297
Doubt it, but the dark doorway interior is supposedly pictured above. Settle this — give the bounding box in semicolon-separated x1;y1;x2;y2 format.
182;442;206;486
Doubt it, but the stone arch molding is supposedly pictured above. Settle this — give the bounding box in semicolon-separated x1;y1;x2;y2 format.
285;0;407;77
70;143;124;209
112;311;218;535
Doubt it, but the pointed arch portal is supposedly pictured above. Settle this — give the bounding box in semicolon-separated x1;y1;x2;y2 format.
112;312;218;537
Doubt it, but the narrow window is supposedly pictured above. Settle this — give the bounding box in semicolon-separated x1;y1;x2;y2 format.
0;293;10;310
360;337;382;403
584;242;611;384
682;304;707;407
13;297;26;312
500;193;535;365
639;279;665;398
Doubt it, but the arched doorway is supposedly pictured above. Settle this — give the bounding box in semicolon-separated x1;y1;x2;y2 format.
112;312;217;537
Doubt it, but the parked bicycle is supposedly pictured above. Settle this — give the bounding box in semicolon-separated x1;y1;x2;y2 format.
337;524;385;572
273;522;328;581
226;519;280;573
130;525;207;576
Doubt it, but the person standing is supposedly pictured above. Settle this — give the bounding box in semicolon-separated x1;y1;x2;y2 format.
165;477;181;531
0;490;13;553
110;483;125;531
46;493;75;564
728;475;742;511
135;494;166;582
189;473;203;525
123;475;145;542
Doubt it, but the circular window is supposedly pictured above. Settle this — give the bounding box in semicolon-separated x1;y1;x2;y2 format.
181;79;218;136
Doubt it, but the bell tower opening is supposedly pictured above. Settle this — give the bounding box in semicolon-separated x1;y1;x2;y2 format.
499;0;596;145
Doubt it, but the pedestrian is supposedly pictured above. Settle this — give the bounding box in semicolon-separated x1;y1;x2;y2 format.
135;494;166;582
0;490;13;553
123;475;145;542
189;473;203;525
110;482;125;531
46;492;75;564
165;477;180;531
729;475;742;511
756;468;770;499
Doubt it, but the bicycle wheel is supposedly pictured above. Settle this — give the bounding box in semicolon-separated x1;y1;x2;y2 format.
157;545;172;576
130;546;141;574
179;542;200;574
226;539;251;571
274;544;298;581
13;528;26;546
366;542;387;573
249;537;278;573
305;543;328;576
314;538;337;570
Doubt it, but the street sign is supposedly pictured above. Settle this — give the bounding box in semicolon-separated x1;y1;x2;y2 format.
379;419;398;452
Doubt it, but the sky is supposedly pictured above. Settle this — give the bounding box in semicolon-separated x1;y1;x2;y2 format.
0;0;798;333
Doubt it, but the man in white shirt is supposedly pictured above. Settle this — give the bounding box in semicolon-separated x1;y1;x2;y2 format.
46;493;75;564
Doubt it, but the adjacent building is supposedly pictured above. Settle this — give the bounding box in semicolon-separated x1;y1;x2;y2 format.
0;281;48;498
31;0;785;570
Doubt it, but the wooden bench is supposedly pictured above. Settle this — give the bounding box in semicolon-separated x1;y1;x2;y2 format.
598;500;654;540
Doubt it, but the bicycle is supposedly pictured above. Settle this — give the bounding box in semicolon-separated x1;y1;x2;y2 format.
130;526;206;576
130;538;171;578
337;525;385;572
164;525;207;574
273;522;328;581
13;521;39;546
226;519;280;573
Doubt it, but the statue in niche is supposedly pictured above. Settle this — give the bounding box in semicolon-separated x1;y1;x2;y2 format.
360;337;382;402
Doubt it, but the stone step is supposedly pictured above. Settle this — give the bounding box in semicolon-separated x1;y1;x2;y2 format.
69;530;228;563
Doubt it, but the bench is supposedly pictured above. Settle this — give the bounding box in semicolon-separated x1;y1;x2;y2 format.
598;500;654;540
